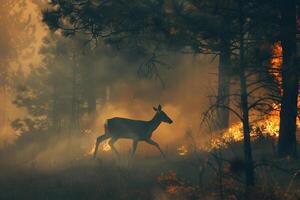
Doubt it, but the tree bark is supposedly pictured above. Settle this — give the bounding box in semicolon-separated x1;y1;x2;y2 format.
278;0;298;157
71;54;79;130
0;86;8;135
216;38;231;130
239;0;254;186
52;81;60;132
87;64;96;116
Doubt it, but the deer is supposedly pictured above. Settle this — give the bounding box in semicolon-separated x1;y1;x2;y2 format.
93;105;173;159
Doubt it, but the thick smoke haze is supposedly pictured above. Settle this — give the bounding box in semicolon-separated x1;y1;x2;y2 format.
91;52;218;154
1;53;218;170
0;0;47;148
0;0;219;169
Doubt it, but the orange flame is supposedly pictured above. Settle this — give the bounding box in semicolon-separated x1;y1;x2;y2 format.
270;42;283;95
208;42;299;150
269;42;300;124
210;113;279;150
177;145;188;156
86;140;111;156
102;140;111;152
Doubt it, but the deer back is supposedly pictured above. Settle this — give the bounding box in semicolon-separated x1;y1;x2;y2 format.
106;117;152;139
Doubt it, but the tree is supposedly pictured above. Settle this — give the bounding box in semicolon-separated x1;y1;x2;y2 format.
12;32;120;138
42;0;255;184
42;0;298;186
43;0;235;131
13;34;80;136
277;0;299;157
0;0;36;141
237;0;254;186
201;0;284;187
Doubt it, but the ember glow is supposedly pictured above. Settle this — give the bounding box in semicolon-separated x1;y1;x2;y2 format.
177;145;188;156
269;42;300;125
270;42;283;90
270;42;300;106
87;140;111;155
102;140;112;152
157;171;198;198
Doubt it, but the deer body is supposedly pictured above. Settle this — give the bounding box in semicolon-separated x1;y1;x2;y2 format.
93;105;172;159
106;116;161;140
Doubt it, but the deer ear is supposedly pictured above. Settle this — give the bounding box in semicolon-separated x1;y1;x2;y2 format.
158;105;162;111
153;107;158;111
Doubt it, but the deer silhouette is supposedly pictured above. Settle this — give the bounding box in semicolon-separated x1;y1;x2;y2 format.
93;105;173;159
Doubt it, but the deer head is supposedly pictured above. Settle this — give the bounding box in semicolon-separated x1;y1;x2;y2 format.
153;105;173;124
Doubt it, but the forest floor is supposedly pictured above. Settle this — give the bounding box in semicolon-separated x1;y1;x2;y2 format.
0;138;300;200
0;154;201;200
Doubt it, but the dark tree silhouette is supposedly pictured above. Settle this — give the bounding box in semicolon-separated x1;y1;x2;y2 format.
278;0;299;157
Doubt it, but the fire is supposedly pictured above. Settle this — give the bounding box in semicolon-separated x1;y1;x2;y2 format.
209;42;300;150
157;171;199;198
166;186;179;193
270;42;300;105
270;42;283;89
210;122;243;149
209;104;296;150
102;140;111;152
86;140;111;155
177;145;188;156
269;42;300;125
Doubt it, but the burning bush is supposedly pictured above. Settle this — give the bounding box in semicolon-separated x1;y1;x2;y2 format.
157;171;200;200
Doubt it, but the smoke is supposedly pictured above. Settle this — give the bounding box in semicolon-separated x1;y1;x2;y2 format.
90;52;218;154
0;0;47;148
0;52;217;170
0;1;219;170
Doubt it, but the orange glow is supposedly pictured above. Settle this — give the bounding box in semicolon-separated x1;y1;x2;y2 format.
87;145;96;155
208;42;300;150
209;106;300;150
209;112;278;150
86;140;111;155
270;42;300;104
157;171;198;197
269;42;300;124
270;42;283;94
177;145;188;156
102;140;111;152
166;186;179;193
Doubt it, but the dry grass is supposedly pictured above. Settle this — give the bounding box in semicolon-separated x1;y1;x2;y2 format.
0;139;299;200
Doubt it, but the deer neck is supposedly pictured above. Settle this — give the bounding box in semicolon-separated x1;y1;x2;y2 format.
147;114;162;133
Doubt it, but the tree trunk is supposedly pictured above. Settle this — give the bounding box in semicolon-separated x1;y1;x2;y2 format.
71;57;79;130
52;81;61;132
87;64;96;116
239;0;254;186
216;38;231;130
239;46;255;187
0;86;8;135
278;0;298;157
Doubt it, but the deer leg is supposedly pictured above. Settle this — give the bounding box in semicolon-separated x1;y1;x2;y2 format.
145;139;167;159
93;134;110;159
108;137;120;158
131;140;139;158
